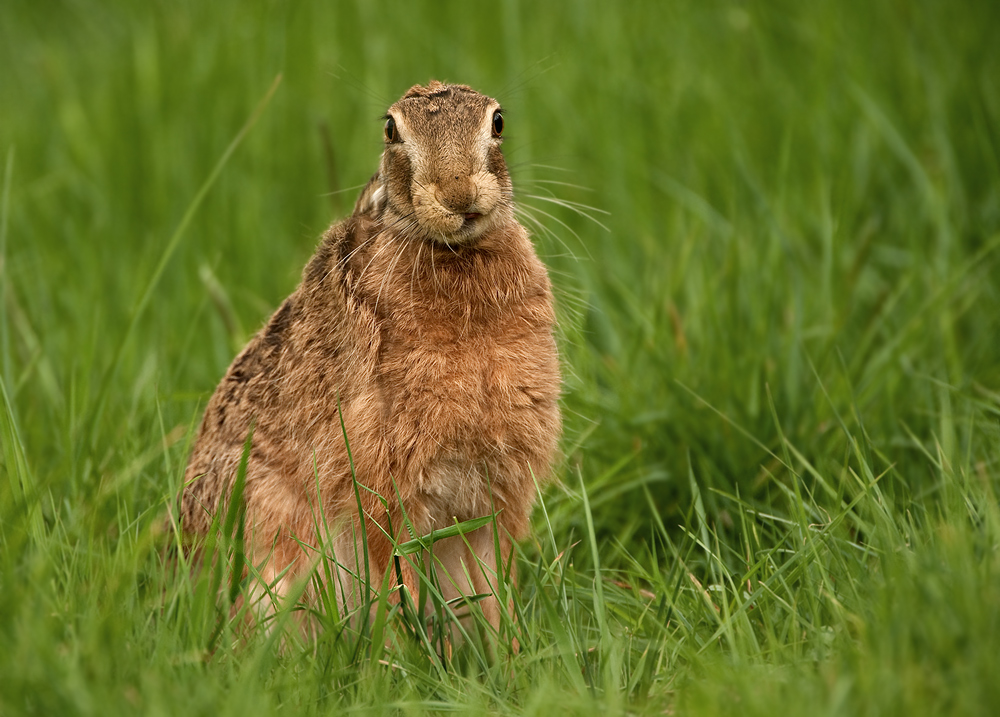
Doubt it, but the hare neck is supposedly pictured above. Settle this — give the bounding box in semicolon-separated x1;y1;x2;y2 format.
356;222;546;326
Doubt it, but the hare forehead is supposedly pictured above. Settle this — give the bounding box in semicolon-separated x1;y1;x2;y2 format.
392;86;494;127
392;98;495;155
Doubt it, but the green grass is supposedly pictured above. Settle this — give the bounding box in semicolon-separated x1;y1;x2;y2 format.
3;0;1000;714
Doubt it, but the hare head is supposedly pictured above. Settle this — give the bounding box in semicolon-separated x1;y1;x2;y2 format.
373;81;513;246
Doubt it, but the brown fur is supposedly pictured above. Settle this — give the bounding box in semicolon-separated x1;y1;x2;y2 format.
178;82;561;634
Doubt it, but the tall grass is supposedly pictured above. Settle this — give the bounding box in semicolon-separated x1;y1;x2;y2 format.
2;0;999;714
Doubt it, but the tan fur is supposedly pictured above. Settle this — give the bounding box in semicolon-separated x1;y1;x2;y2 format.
178;82;561;636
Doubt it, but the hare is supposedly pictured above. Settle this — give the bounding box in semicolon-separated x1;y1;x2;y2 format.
178;81;561;638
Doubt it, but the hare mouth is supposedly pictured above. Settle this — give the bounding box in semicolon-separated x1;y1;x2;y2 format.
411;205;492;245
456;211;490;237
424;212;489;247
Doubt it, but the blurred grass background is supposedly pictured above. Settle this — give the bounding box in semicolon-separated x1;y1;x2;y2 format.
2;0;1000;714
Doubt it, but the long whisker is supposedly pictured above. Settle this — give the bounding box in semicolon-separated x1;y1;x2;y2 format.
430;239;441;299
506;162;575;174
516;212;580;262
520;193;611;230
374;231;411;317
356;233;399;289
515;203;592;261
516;178;595;193
409;238;425;330
337;208;419;275
319;181;371;198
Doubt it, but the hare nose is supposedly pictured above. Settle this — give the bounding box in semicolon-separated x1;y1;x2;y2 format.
435;174;478;213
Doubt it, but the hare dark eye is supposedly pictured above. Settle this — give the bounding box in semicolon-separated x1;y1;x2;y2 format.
491;110;503;137
384;116;398;142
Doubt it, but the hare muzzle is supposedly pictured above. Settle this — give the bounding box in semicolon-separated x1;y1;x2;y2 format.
412;169;502;242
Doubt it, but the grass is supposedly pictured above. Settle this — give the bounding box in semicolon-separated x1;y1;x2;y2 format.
2;0;1000;714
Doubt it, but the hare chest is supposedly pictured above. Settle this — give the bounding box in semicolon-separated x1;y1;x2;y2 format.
376;323;555;530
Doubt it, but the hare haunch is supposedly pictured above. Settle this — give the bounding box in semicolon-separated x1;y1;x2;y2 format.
178;82;561;634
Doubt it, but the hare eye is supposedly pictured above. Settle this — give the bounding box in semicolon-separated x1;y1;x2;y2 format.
491;110;503;137
384;116;398;142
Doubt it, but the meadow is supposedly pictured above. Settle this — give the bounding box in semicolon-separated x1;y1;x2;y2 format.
2;0;1000;714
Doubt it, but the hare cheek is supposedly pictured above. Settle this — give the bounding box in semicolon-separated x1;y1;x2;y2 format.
470;172;502;214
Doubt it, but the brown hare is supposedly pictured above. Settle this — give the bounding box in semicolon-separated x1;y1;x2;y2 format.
178;81;561;640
